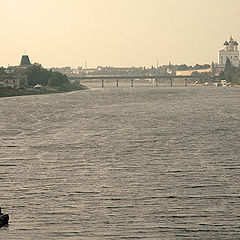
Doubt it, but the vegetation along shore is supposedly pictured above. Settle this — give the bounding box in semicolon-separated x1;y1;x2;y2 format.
0;62;87;98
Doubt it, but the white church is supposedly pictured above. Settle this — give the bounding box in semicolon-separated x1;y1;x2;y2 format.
218;36;240;67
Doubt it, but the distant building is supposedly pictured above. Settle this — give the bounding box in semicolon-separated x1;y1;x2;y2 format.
50;66;72;75
0;76;20;88
7;54;32;75
218;36;239;67
0;55;31;88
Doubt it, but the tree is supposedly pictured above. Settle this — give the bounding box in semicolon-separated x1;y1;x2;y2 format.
47;72;69;87
26;63;70;87
191;71;212;84
0;67;6;78
232;70;240;84
26;63;51;86
224;58;234;82
218;71;225;80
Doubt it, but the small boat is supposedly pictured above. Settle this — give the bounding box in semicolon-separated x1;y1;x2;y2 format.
0;214;9;228
0;207;9;228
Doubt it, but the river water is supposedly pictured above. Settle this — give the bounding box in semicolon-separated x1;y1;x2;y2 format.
0;83;240;239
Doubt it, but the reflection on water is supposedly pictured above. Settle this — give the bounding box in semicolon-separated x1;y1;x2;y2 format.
0;84;240;239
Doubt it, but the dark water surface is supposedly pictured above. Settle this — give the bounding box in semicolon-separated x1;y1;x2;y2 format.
0;84;240;239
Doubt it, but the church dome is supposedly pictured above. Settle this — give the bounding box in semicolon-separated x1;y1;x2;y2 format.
234;41;238;45
223;41;229;45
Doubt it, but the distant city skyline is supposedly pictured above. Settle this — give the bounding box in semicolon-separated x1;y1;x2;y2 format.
0;0;240;68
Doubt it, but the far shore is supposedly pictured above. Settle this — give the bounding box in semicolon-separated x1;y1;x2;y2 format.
0;84;88;98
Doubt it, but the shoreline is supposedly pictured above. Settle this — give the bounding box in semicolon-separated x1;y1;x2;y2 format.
0;84;88;98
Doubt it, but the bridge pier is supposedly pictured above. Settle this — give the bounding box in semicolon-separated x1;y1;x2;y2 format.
116;79;119;87
101;79;104;87
170;78;173;87
131;79;134;87
184;78;187;87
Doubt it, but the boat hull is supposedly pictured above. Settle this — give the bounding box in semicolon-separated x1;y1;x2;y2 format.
0;214;9;228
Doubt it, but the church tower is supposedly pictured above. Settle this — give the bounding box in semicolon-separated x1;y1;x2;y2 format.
20;55;31;66
218;36;239;67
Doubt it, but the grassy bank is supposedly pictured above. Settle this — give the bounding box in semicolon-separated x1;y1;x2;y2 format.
0;84;88;98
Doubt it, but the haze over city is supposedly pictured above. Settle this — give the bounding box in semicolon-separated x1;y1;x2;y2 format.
0;0;240;68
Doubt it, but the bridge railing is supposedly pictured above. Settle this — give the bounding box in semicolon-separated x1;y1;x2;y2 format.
69;74;199;80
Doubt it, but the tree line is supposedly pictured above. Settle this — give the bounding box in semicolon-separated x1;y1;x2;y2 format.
26;63;70;87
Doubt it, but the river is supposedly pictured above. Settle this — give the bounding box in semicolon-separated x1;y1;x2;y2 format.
0;83;240;239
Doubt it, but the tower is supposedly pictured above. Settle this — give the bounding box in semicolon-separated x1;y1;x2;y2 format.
20;55;31;66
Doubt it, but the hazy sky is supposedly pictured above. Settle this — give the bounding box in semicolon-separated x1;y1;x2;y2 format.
1;0;240;68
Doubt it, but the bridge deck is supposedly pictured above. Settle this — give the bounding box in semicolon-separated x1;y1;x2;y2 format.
69;75;199;80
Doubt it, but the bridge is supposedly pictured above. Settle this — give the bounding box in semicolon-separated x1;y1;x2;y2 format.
69;74;206;87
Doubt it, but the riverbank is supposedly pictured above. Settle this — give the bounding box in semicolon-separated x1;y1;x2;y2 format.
0;84;88;98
